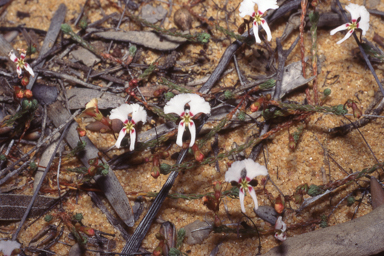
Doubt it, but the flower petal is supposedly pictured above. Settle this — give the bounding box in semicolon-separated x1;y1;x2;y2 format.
239;188;246;213
165;93;210;117
274;231;287;241
330;23;349;35
345;3;361;21
225;160;247;182
176;121;185;147
129;128;136;151
115;128;127;148
260;19;272;41
243;159;268;179
336;30;354;44
275;216;286;232
188;94;211;116
249;186;259;210
164;94;192;116
110;104;134;123
16;66;22;77
253;0;278;14
20;51;26;60
239;0;255;18
358;5;370;35
24;63;35;77
8;51;18;63
253;23;261;44
131;104;147;124
188;120;196;147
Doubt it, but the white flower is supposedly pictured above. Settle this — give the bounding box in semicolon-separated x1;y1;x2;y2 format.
0;240;20;256
9;49;35;78
225;159;268;212
109;103;147;151
239;0;279;43
164;93;210;147
274;216;287;241
330;3;370;44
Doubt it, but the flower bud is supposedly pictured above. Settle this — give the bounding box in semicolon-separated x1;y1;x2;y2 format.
250;102;260;112
87;166;96;176
15;87;24;99
151;166;160;179
214;214;221;227
160;163;172;175
274;195;284;214
79;226;95;236
77;127;86;137
288;141;296;150
24;89;33;99
21;76;29;86
194;150;204;162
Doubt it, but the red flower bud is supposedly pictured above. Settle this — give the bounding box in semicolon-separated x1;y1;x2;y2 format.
79;226;95;236
15;86;24;99
24;89;33;99
151;166;160;179
275;194;285;214
194;150;204;162
250;102;260;112
77;127;86;137
21;76;29;86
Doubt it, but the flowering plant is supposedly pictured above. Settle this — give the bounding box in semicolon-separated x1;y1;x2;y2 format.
225;159;268;212
330;3;369;44
239;0;279;43
109;103;147;151
9;49;35;78
164;93;210;147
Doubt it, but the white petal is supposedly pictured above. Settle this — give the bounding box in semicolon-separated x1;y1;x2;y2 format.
0;240;21;256
275;216;286;231
176;121;185;147
20;51;26;60
164;93;210;117
249;186;259;210
115;128;127;148
164;94;192;116
24;63;35;77
358;5;370;35
8;51;18;63
260;19;272;41
16;66;22;77
188;94;211;116
188;120;196;147
243;159;268;179
239;188;246;213
330;24;349;35
239;0;255;18
129;128;136;151
110;104;133;123
225;160;247;182
345;3;361;21
131;104;147;124
336;30;354;44
274;232;287;241
253;0;278;14
253;23;261;44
